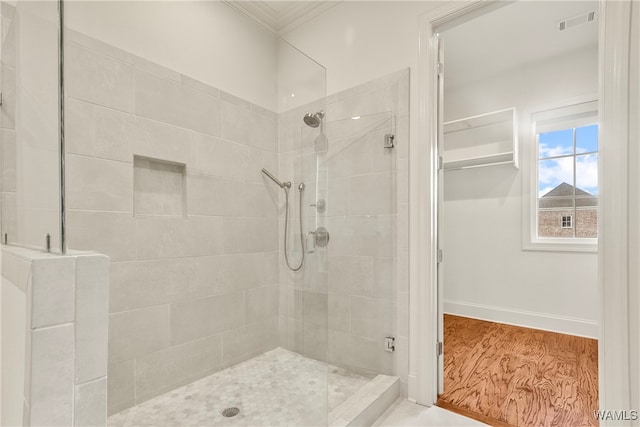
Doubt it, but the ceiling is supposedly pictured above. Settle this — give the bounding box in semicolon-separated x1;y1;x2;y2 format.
442;1;599;90
224;1;341;35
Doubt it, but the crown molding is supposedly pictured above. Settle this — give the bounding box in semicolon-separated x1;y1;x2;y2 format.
223;1;341;35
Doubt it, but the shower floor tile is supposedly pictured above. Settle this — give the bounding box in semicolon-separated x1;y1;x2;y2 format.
108;347;371;427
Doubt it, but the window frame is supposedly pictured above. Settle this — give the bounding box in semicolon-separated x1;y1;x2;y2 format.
561;215;573;229
522;96;598;252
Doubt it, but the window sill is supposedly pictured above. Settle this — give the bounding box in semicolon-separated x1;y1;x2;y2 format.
523;238;598;253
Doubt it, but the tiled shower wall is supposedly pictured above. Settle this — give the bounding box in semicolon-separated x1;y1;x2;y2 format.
63;31;281;414
278;70;410;392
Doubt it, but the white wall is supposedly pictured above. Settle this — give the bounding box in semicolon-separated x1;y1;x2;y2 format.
282;1;438;97
442;46;599;337
65;1;278;111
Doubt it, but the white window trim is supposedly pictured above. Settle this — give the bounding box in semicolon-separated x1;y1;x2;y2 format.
561;215;573;229
521;95;598;253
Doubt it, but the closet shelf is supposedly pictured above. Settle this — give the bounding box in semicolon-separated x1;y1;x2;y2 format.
443;152;514;171
443;107;518;171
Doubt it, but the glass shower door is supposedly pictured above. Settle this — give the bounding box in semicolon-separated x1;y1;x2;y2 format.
322;111;397;377
299;87;405;422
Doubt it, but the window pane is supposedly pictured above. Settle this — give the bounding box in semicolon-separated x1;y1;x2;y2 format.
576;124;598;154
576;153;598;196
537;199;575;238
538;157;574;197
538;129;574;158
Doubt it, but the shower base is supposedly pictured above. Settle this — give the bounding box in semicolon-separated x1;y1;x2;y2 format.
107;348;371;427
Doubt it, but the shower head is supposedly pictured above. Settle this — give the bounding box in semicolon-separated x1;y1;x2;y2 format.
261;168;291;189
303;110;325;128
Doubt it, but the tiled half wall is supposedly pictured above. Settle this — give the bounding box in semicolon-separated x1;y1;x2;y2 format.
1;246;109;426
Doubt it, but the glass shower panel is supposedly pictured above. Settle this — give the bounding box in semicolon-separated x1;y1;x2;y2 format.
277;39;330;425
1;1;61;251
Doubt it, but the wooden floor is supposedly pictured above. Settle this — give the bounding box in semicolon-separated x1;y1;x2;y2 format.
437;315;599;427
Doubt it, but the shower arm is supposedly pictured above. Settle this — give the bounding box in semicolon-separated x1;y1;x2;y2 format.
261;168;291;189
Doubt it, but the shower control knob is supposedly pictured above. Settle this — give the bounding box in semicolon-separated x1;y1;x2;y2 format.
313;227;330;248
310;199;327;213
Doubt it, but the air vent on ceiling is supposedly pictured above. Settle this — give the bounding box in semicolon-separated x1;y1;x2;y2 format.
557;11;597;31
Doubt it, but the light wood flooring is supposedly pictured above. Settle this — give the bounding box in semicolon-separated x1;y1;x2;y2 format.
437;315;599;427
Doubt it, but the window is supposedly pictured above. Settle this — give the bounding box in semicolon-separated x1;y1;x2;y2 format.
524;99;598;251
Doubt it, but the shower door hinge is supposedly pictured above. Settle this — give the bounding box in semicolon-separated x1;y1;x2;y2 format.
437;62;444;78
384;133;395;149
437;249;443;264
384;336;396;352
437;341;443;356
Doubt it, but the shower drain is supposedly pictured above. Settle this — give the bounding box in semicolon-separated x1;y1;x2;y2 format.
221;407;240;418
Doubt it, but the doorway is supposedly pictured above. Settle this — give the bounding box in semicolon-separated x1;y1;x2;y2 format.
405;0;638;424
434;3;600;424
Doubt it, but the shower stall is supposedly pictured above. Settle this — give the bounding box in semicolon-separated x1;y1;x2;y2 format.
0;1;410;425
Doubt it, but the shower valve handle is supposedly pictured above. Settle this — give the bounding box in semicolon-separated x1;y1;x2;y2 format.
312;227;330;248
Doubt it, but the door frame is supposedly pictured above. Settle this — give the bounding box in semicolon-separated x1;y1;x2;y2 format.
408;0;636;418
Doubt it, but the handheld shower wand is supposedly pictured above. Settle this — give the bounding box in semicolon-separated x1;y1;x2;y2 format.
261;168;305;271
261;168;291;189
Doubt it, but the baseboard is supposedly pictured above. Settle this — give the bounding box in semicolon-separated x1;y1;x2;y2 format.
444;300;598;339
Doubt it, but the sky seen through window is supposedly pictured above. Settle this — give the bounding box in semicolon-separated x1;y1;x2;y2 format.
538;124;598;197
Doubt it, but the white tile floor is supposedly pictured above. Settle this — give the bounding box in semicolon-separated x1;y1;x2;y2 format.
108;348;371;427
372;398;489;427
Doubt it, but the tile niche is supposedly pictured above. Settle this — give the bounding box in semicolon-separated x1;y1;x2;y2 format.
133;156;187;217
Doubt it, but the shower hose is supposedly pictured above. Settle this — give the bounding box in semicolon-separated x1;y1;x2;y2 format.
283;184;305;272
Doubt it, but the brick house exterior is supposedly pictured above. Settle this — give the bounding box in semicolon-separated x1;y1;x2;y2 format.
538;182;598;238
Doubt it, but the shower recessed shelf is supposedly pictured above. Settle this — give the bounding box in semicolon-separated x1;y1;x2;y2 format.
134;155;187;217
443;107;518;171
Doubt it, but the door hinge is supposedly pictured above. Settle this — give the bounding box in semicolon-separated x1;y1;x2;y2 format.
437;249;443;264
0;93;3;106
384;336;396;353
438;156;444;171
437;341;443;356
437;62;444;77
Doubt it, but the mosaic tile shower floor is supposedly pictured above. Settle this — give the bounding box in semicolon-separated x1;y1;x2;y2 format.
108;348;371;427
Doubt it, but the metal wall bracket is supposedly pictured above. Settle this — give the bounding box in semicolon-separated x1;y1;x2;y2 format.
384;134;395;149
385;336;396;352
